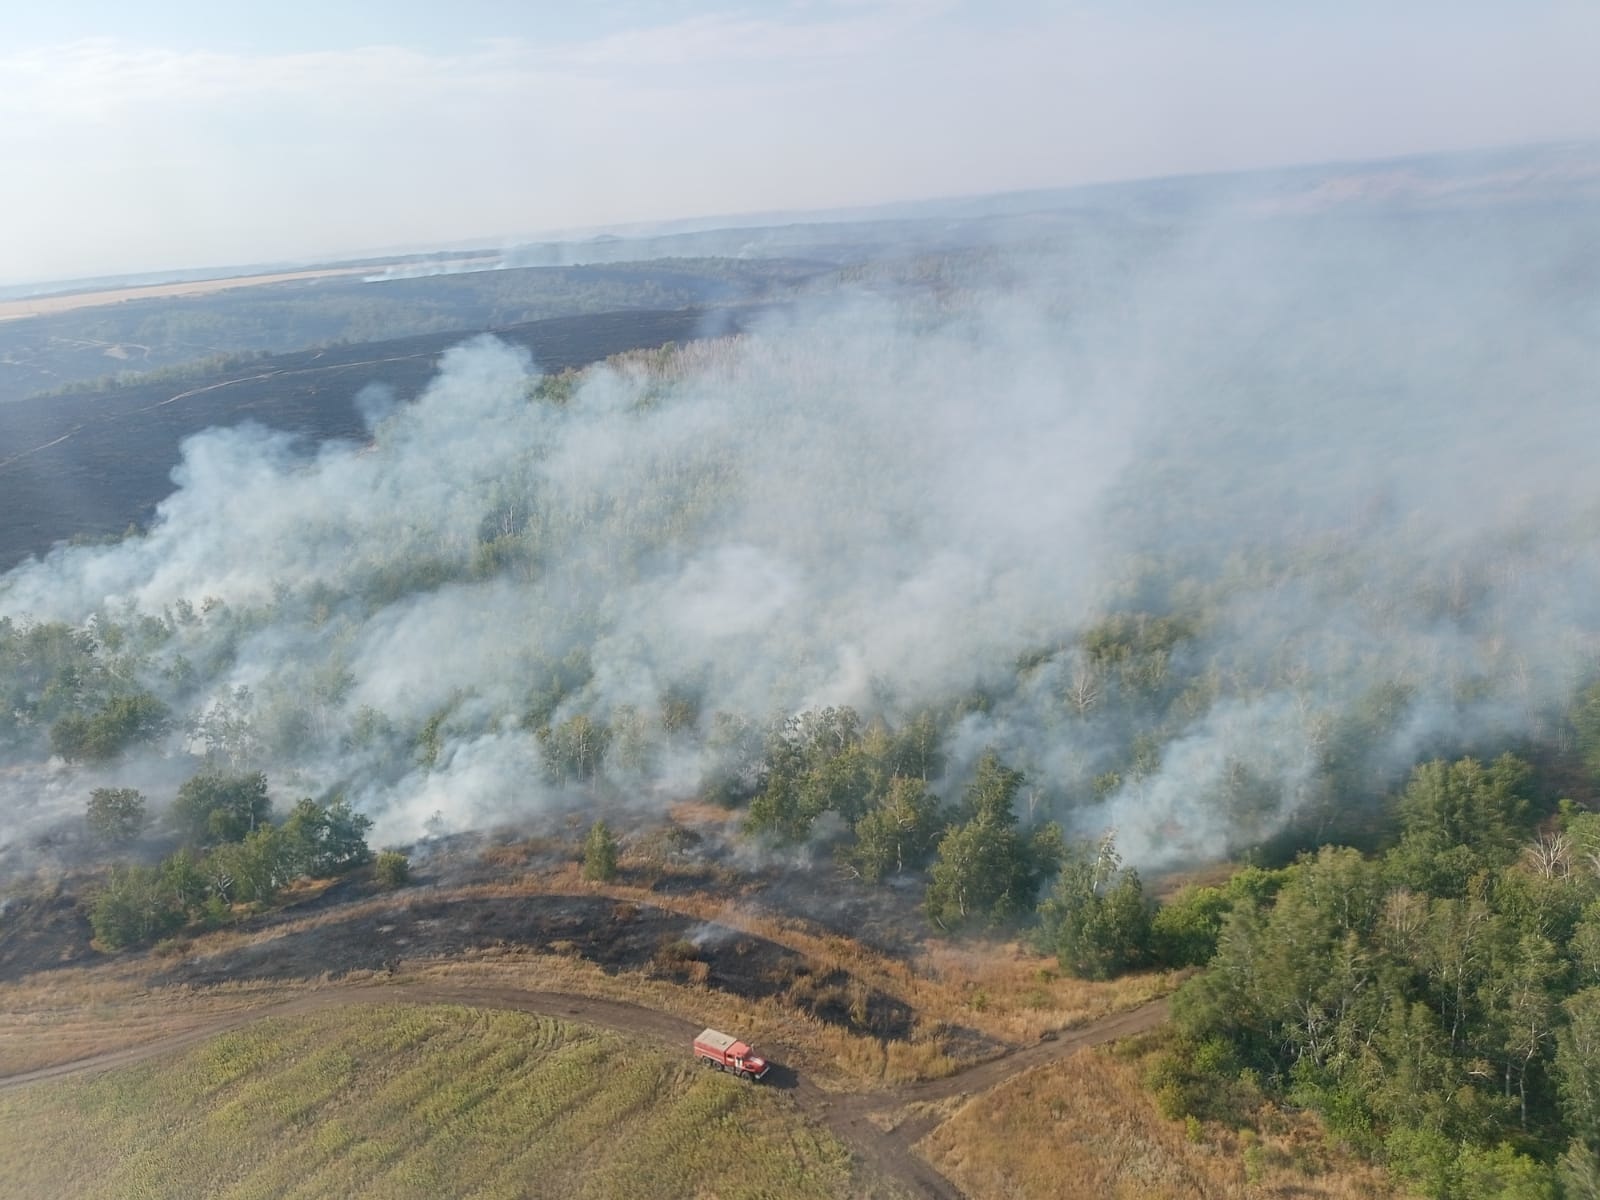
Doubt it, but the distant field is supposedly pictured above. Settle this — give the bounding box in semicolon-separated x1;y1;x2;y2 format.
0;1003;867;1200
0;266;398;322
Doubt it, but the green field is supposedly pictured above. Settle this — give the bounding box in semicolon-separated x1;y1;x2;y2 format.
0;1005;865;1200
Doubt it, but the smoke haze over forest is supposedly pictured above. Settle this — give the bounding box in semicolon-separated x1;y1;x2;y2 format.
2;191;1598;873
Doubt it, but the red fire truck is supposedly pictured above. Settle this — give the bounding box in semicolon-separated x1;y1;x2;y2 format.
693;1028;771;1081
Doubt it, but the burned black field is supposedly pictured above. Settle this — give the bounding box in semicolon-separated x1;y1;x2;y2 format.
0;827;930;1046
0;307;737;573
148;892;918;1042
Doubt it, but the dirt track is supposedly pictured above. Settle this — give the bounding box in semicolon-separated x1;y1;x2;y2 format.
0;981;1168;1199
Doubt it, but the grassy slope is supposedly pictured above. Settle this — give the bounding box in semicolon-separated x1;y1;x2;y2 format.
920;1033;1400;1200
0;1004;867;1200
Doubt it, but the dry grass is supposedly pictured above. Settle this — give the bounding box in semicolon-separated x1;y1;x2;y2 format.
513;862;1178;1042
405;947;950;1091
0;961;313;1076
0;862;1175;1091
922;1032;1403;1200
0;1004;869;1200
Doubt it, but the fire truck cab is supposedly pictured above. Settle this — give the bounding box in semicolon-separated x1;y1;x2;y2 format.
693;1028;771;1081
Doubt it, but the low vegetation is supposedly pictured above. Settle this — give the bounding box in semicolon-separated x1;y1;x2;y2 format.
86;778;377;949
924;1032;1396;1199
0;1004;867;1200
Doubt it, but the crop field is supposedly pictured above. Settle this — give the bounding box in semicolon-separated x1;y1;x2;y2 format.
0;1003;873;1200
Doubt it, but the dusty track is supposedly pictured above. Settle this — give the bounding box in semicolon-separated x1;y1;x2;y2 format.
0;981;1168;1199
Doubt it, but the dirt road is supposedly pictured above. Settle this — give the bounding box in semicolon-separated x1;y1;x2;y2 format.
0;982;1168;1198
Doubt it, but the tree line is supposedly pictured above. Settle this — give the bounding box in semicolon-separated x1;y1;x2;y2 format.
84;772;406;949
1135;755;1600;1198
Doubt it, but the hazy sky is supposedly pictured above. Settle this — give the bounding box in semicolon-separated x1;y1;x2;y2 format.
4;0;1598;284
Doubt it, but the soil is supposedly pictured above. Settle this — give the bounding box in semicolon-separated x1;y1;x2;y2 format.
0;889;95;978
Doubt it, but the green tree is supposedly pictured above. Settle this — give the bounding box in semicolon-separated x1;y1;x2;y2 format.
1559;1142;1600;1200
1451;1143;1555;1200
1417;896;1503;1052
744;770;811;843
50;692;171;763
280;796;373;877
159;848;208;915
1039;834;1151;979
88;865;184;949
961;750;1025;825
885;710;945;781
85;787;147;845
1389;755;1533;895
1487;934;1563;1128
1150;884;1231;967
1557;988;1600;1149
743;707;883;843
845;776;946;882
171;770;271;846
1172;847;1388;1082
925;752;1062;930
206;827;291;903
1573;903;1600;990
607;705;654;775
582;819;620;882
537;714;611;786
1573;682;1600;787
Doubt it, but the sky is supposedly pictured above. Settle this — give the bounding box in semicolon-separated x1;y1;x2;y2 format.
3;0;1598;284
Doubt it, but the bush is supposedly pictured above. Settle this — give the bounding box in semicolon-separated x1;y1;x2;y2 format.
88;865;184;950
1149;885;1230;967
85;787;147;845
374;850;410;888
582;819;619;882
171;770;270;846
50;692;170;763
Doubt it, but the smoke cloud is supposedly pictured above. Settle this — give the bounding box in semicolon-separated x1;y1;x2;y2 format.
2;197;1598;873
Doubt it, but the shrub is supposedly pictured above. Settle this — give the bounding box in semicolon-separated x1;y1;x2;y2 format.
85;787;147;845
374;850;411;888
582;819;619;882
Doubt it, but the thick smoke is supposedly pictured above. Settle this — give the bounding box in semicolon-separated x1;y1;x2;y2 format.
2;197;1598;870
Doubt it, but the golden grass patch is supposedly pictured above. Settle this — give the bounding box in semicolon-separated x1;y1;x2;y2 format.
922;1034;1401;1200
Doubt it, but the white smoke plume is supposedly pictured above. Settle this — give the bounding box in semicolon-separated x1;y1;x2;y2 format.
2;196;1598;870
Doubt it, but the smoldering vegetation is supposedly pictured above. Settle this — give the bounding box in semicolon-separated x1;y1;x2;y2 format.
1;196;1597;878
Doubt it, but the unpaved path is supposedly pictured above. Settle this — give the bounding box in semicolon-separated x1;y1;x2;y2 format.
0;982;1169;1198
